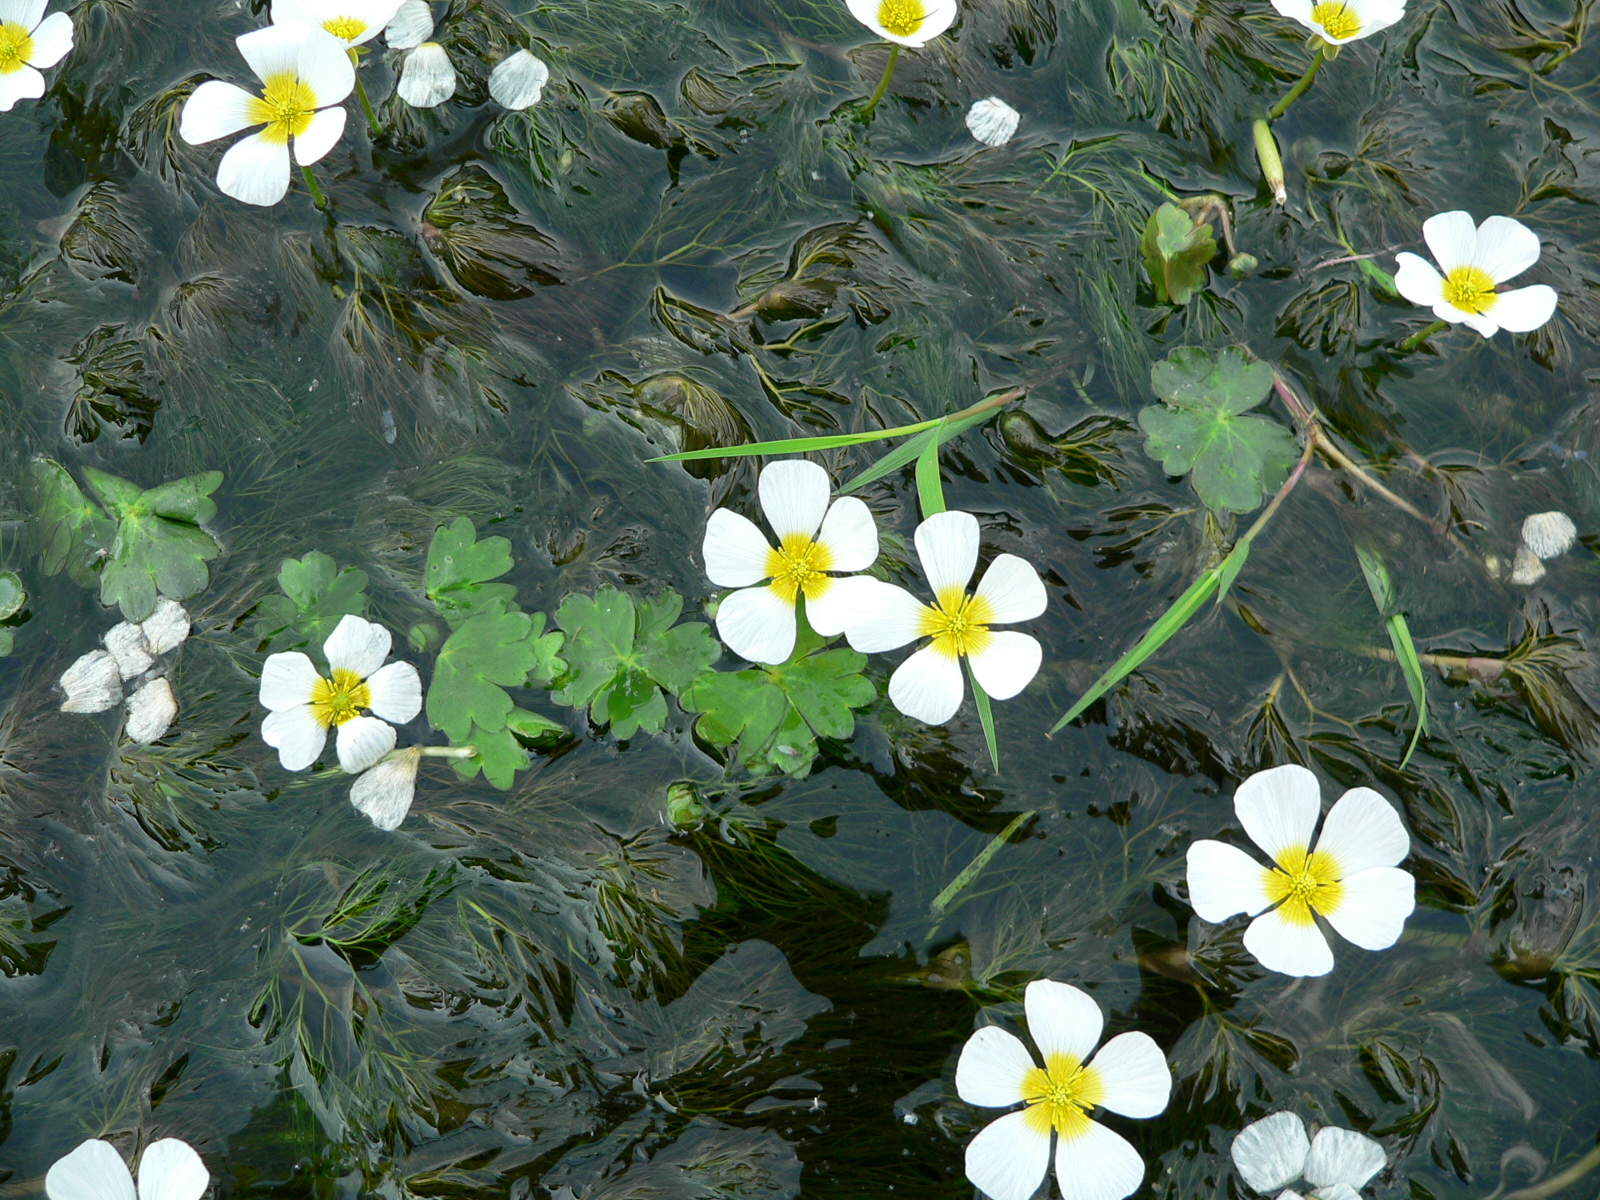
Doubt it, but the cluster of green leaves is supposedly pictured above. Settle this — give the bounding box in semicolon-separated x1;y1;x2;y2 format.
423;518;567;789
252;552;370;655
1141;201;1217;305
0;572;25;656
31;458;223;620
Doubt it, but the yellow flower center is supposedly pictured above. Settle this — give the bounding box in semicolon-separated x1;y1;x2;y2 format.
875;0;927;37
0;22;34;74
248;72;319;145
1263;845;1344;926
1021;1053;1105;1140
323;15;367;40
1310;1;1360;39
765;534;834;607
309;667;372;728
917;587;994;660
1441;265;1498;315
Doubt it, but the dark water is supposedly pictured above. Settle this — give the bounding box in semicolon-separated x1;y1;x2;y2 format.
1;0;1600;1196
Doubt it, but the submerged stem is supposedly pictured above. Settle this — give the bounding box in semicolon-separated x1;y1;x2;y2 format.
1398;318;1451;353
301;164;327;208
353;70;381;136
859;44;901;120
1268;45;1327;120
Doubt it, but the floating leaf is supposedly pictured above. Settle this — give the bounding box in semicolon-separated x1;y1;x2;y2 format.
425;517;517;629
253;552;370;654
1138;346;1298;514
81;468;223;620
0;572;25;622
1140;202;1216;305
428;609;549;742
30;458;113;586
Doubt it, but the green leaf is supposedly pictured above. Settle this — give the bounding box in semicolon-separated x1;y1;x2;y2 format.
553;586;719;738
838;404;1006;494
968;666;999;772
1140;202;1217;305
425;517;517;629
30;458;113;586
916;426;946;518
1138;347;1298;514
253;552;369;654
1354;542;1429;766
427;608;544;742
451;723;528;789
0;572;25;621
79;469;224;621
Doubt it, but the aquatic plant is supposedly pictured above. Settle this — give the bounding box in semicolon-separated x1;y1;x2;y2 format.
1395;212;1559;341
0;0;72;112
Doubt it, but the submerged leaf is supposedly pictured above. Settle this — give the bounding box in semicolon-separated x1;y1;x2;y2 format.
83;467;223;620
30;458;114;587
253;552;370;654
1140;202;1216;305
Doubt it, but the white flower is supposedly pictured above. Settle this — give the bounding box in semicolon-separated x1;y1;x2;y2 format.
489;49;548;110
1232;1112;1386;1200
1394;212;1558;338
843;510;1045;724
46;1137;208;1200
702;459;881;665
350;745;421;830
271;0;404;47
0;0;72;112
1269;0;1404;45
844;0;956;46
179;24;354;206
383;0;433;48
258;614;421;773
954;979;1172;1200
396;41;454;107
966;96;1018;147
1522;511;1576;560
1185;764;1415;977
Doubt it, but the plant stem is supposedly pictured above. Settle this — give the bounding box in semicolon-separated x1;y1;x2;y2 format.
1267;45;1326;120
859;43;900;120
1355;644;1507;682
301;165;327;209
1241;438;1315;546
353;71;381;136
422;745;478;758
1398;318;1450;353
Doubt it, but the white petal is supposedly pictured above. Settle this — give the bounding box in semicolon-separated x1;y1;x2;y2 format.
103;622;155;681
914;510;980;597
1269;0;1316;26
396;42;455;107
1305;1128;1385;1191
955;1025;1038;1108
47;1140;135;1200
1322;866;1414;951
350;747;421;831
135;1139;209;1200
1244;907;1335;977
704;508;774;588
293;25;355;104
0;0;45;31
384;0;433;48
1312;787;1408;875
1343;0;1405;38
60;649;122;713
974;554;1046;625
179;80;261;145
236;22;306;85
888;644;965;723
1392;253;1444;309
758;459;830;541
1511;543;1547;586
270;0;321;29
336;714;396;773
715;585;796;665
815;496;878;572
260;651;321;710
965;1109;1052;1200
1470;215;1541;284
966;96;1019;147
262;704;326;770
966;631;1041;701
912;0;957;42
802;573;883;639
293;105;345;165
1055;1118;1146;1200
323;614;391;679
1186;840;1274;922
1523;511;1577;560
1313;1184;1361;1200
0;64;45;111
125;678;178;744
25;10;73;68
1421;211;1478;274
489;49;549;110
364;660;421;723
840;580;929;652
1234;764;1323;862
1488;284;1557;333
1089;1031;1170;1118
140;599;191;654
1453;307;1499;337
216;130;292;206
1232;1112;1311;1194
1024;978;1102;1064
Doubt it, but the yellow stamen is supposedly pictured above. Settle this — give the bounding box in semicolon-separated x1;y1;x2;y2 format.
1263;844;1344;926
764;534;834;607
323;15;367;40
0;22;34;74
1441;265;1498;316
875;0;926;38
916;587;994;660
309;668;372;728
1021;1053;1105;1140
248;72;319;145
1310;1;1360;39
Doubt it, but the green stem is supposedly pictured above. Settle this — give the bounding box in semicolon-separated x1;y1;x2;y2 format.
1398;318;1450;353
301;164;326;209
859;43;900;120
352;69;380;136
1267;45;1326;120
422;745;478;758
930;807;1034;915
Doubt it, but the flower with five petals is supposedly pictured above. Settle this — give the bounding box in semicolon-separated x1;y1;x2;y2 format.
844;0;957;47
0;0;73;113
1269;0;1404;45
1186;764;1415;977
270;0;404;47
46;1138;207;1200
1231;1111;1386;1200
259;614;422;773
1394;211;1558;338
955;980;1172;1200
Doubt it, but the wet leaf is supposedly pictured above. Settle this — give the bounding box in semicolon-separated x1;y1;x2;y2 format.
63;325;158;444
425;516;517;628
1140;202;1216;305
30;457;114;587
423;167;562;301
0;572;25;622
81;467;222;620
428;608;561;743
252;552;370;655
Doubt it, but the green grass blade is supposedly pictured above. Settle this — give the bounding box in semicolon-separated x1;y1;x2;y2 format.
1354;542;1429;765
969;665;999;771
930;807;1033;915
916;426;946;517
841;426;937;493
648;418;937;462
